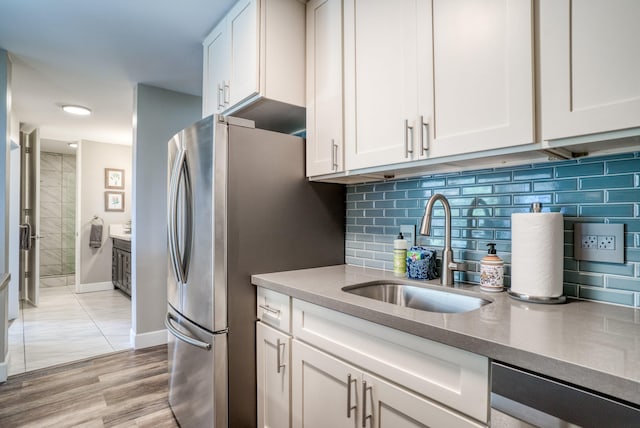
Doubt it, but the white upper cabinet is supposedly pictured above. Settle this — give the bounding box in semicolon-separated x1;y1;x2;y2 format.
429;0;534;158
539;0;640;141
306;0;344;177
203;19;229;115
202;0;305;122
227;0;259;108
343;0;432;170
340;0;533;172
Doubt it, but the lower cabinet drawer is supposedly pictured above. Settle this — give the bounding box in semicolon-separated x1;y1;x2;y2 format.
292;299;489;423
257;287;291;333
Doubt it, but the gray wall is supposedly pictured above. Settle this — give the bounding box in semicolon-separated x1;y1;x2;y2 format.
132;84;200;341
79;140;131;285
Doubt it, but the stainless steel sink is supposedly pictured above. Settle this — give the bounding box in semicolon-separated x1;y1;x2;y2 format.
342;281;490;314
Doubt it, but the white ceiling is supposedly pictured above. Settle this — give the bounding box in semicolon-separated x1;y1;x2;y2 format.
0;0;236;148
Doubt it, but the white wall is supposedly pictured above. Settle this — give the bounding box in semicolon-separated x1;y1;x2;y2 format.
78;140;131;289
131;84;200;348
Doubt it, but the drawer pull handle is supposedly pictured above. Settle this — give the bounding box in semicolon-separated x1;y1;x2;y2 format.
276;339;286;374
259;304;281;317
347;374;356;418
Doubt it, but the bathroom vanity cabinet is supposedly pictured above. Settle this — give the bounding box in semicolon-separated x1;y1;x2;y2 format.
111;238;131;296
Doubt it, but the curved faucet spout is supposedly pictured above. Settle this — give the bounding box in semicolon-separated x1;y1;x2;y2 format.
419;193;450;237
419;193;465;286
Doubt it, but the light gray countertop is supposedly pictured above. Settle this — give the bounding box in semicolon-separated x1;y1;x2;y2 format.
252;264;640;406
109;224;131;242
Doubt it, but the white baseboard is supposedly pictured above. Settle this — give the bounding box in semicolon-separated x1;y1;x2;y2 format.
0;352;8;383
76;281;113;293
130;328;167;350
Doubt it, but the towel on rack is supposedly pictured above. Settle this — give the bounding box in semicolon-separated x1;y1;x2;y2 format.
89;224;103;248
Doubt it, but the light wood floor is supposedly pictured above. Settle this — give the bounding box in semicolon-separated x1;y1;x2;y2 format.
0;345;178;427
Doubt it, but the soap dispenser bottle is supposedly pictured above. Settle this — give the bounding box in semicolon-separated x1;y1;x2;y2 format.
393;232;408;277
480;243;504;292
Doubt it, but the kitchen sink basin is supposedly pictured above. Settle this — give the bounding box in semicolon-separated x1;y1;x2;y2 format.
342;281;490;314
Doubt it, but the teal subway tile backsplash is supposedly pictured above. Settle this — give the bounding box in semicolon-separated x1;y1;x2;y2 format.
513;167;553;181
555;162;604;178
606;158;640;174
555;190;604;204
345;151;640;308
582;175;634;190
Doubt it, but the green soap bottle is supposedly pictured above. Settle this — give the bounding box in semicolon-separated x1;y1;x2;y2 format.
393;232;408;277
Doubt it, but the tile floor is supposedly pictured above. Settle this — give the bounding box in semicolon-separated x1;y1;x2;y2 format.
7;278;132;376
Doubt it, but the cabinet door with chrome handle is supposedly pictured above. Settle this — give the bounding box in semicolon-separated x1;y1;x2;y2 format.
360;372;483;428
257;322;292;428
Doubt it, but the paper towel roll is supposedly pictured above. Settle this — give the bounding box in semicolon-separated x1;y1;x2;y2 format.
511;212;564;298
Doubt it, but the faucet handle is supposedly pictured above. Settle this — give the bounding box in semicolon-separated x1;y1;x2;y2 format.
448;261;467;272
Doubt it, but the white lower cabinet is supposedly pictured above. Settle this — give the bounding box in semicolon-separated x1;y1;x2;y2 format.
292;340;484;428
257;322;291;428
256;289;489;428
291;340;358;428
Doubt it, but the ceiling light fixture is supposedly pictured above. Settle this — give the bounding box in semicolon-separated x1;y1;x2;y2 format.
68;142;78;149
62;105;91;116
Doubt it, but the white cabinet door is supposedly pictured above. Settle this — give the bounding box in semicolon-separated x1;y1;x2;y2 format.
364;373;484;428
306;0;344;177
257;322;291;428
540;0;640;140
344;0;432;170
228;0;259;107
292;340;360;428
202;19;229;116
429;0;534;158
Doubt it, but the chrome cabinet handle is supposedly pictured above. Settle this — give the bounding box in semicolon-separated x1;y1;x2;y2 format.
165;313;212;350
420;116;429;156
404;119;414;158
276;339;286;374
347;374;356;418
217;83;224;110
331;139;339;171
362;380;372;427
223;81;230;105
258;304;281;317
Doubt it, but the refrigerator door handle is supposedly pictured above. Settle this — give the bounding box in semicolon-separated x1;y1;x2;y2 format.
176;154;193;283
168;147;186;284
165;312;212;350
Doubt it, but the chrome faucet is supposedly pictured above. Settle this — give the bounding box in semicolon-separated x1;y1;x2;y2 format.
419;193;467;286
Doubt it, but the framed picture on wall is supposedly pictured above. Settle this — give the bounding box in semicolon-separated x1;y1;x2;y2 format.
105;191;125;212
105;168;125;189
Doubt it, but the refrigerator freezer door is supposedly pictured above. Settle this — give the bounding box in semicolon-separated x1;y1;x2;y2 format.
167;116;227;332
167;306;228;428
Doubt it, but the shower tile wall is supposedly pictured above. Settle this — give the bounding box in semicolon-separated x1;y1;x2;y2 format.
40;152;76;280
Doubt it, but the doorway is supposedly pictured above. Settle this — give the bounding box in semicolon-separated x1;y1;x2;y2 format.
9;136;132;375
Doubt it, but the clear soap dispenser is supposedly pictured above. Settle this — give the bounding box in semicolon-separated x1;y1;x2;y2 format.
480;243;504;292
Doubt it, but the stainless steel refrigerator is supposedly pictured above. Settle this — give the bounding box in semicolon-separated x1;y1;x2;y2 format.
165;115;344;428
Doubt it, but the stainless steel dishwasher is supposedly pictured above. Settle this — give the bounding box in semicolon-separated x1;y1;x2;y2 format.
490;362;640;427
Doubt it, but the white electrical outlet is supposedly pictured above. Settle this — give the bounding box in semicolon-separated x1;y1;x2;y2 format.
574;223;624;263
598;235;615;250
582;235;597;249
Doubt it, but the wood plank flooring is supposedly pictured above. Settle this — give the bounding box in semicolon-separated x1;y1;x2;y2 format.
0;345;178;427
